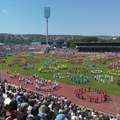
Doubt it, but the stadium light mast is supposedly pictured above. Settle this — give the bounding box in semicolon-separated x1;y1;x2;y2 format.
44;7;50;45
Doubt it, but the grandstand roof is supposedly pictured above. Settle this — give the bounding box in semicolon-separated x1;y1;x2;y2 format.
75;42;120;46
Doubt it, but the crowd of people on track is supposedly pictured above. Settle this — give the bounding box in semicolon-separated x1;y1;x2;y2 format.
74;87;110;103
35;78;59;92
0;80;120;120
12;73;60;93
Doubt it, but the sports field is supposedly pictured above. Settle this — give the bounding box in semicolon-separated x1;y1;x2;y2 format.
0;53;120;95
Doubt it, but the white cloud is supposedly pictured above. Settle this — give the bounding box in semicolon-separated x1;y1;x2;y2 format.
1;10;9;14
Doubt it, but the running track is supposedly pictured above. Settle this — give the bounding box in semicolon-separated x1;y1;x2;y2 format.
1;71;120;116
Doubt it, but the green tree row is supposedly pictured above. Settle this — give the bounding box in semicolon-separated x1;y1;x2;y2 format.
0;34;120;47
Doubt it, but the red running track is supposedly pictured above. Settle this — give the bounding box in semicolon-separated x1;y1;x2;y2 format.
1;72;120;116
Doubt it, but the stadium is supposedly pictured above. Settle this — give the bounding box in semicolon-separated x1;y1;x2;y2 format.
0;43;120;120
0;1;120;120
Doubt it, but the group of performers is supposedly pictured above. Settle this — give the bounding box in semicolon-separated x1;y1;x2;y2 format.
74;87;109;103
35;78;60;92
18;74;60;92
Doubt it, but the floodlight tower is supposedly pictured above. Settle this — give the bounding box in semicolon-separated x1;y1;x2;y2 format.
44;7;50;45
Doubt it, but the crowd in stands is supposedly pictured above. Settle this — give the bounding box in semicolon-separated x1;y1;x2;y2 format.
0;80;120;120
77;46;120;52
49;48;78;56
28;45;49;54
0;44;49;56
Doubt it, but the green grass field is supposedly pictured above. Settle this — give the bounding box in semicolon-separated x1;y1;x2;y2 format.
0;54;120;96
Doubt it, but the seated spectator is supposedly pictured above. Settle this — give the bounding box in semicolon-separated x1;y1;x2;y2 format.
0;80;119;120
38;105;48;120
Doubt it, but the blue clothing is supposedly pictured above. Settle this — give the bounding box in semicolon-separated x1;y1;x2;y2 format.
38;112;47;120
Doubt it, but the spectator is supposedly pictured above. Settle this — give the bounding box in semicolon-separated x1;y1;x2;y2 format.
38;105;48;120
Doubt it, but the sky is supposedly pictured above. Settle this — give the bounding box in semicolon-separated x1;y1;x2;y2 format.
0;0;120;36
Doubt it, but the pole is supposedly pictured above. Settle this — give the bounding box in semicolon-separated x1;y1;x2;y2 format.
46;18;48;45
